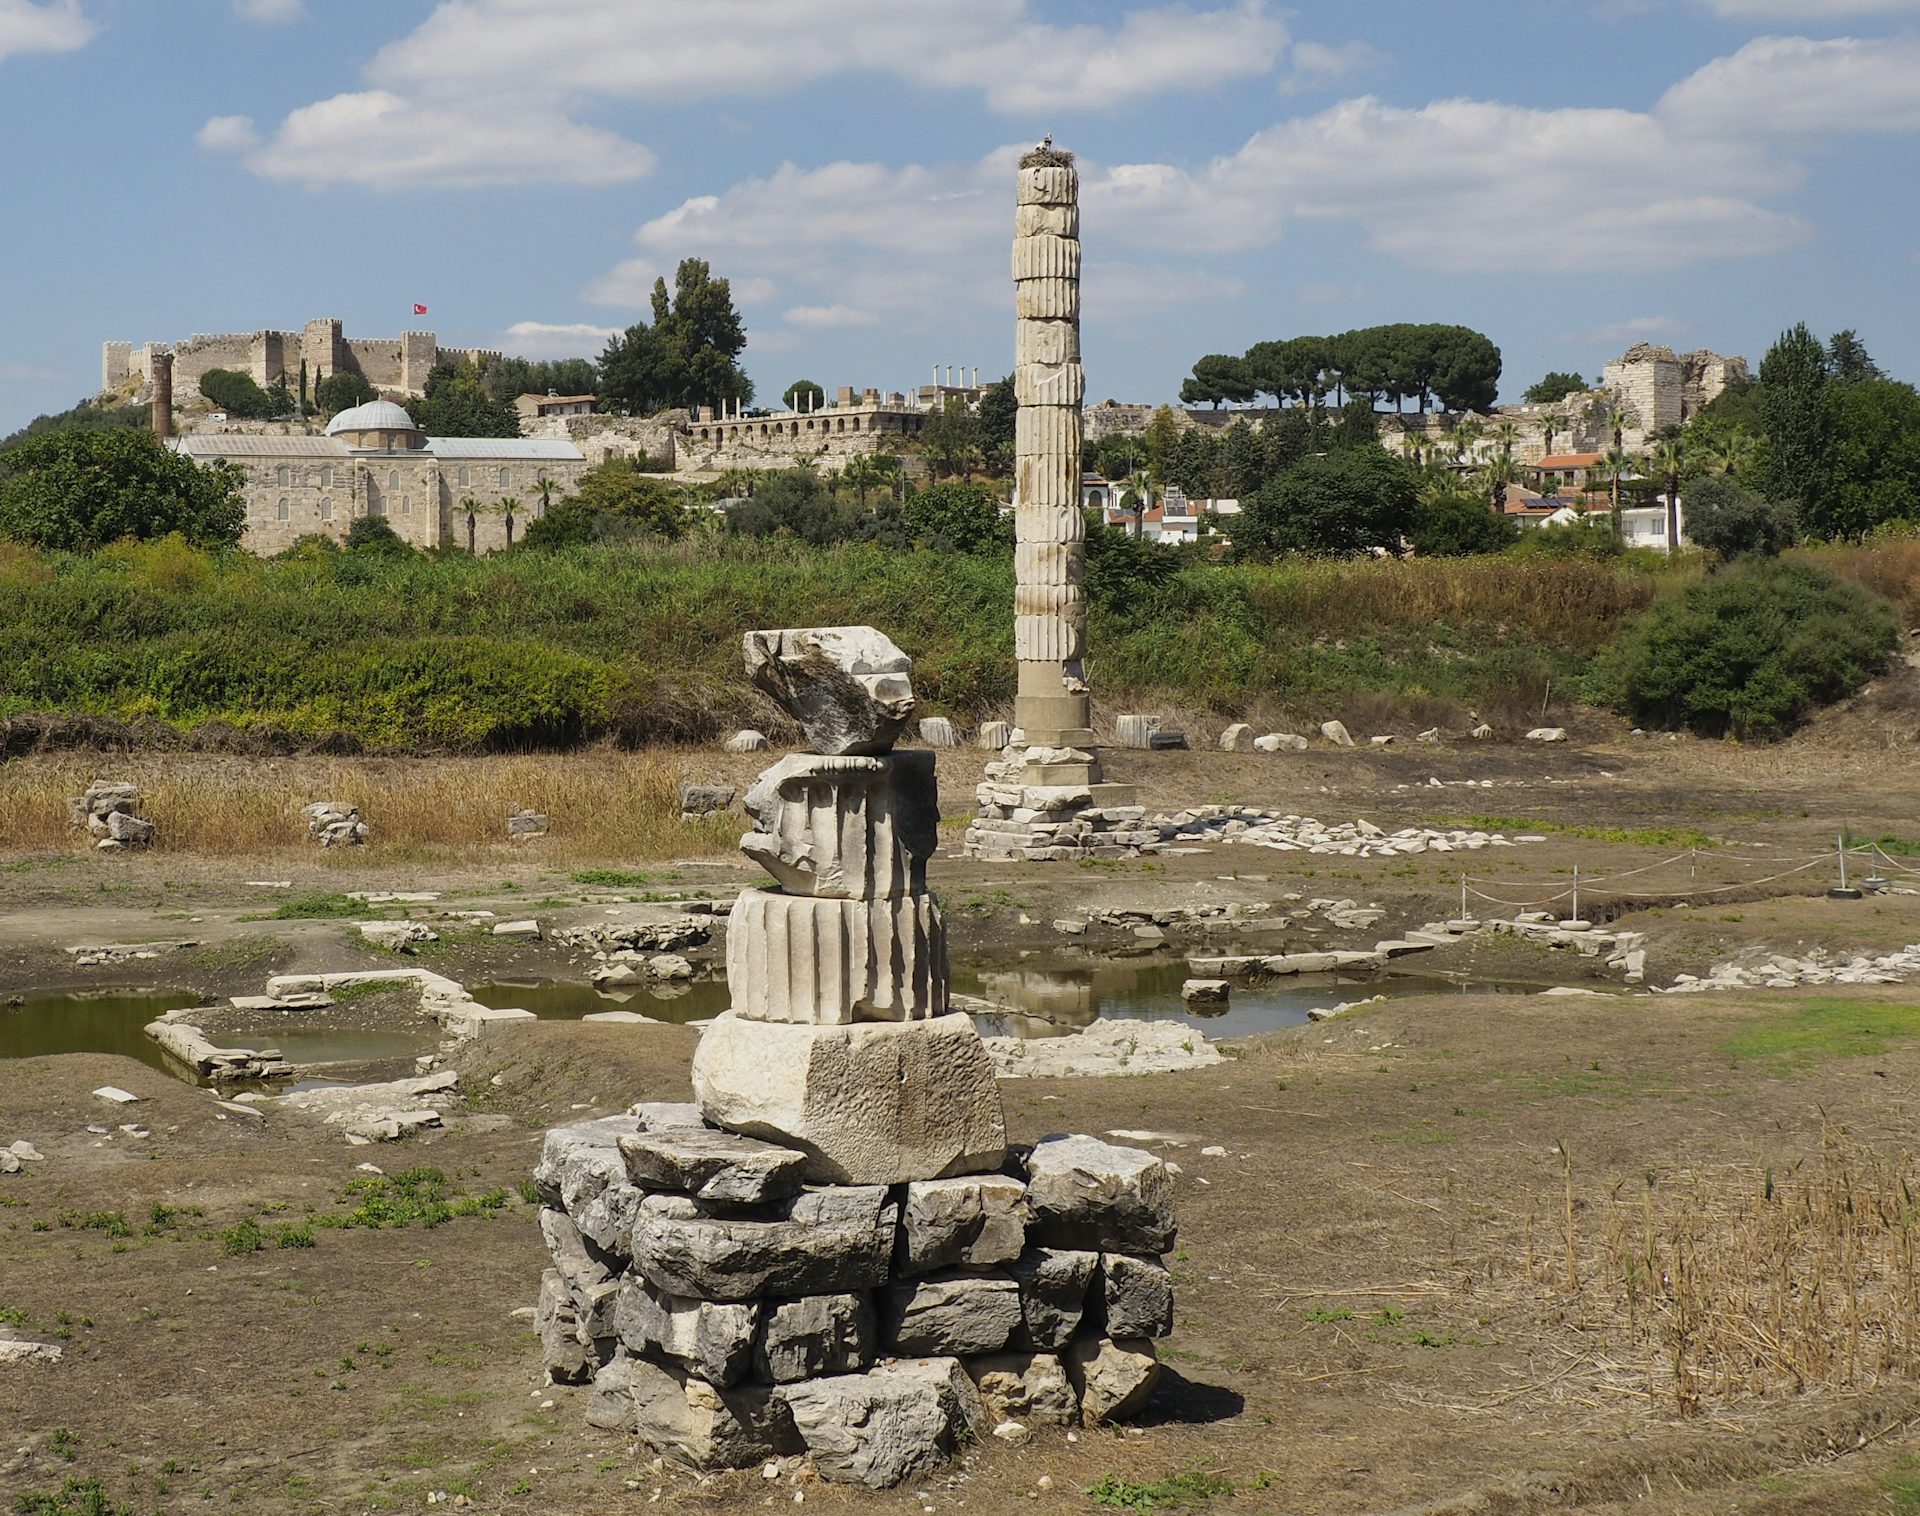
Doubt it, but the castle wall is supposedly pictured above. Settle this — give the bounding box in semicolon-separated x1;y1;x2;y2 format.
681;403;929;472
102;342;132;392
523;413;681;469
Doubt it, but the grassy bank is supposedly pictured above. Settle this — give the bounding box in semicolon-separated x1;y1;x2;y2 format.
0;534;1697;753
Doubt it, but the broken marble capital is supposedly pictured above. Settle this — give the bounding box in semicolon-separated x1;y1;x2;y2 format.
744;627;915;757
740;752;938;899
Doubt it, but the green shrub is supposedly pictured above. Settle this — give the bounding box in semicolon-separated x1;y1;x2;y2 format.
218;1218;265;1255
0;429;245;552
198;368;274;419
1607;558;1897;738
1684;475;1798;560
1409;491;1520;557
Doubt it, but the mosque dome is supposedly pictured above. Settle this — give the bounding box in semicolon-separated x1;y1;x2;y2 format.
325;399;419;437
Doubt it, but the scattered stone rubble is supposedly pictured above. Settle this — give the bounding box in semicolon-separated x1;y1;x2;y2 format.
680;783;737;821
985;1019;1222;1079
1161;808;1542;859
264;967;535;1042
1;1139;46;1177
305;801;369;848
554;918;714;987
537;622;1175;1486
68;779;154;851
271;1069;461;1143
144;1007;293;1082
358;920;439;954
508;809;549;838
724;730;769;754
66;939;196;969
1662;942;1920;994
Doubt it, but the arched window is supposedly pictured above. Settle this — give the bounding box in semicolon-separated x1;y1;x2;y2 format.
851;418;861;433
372;497;388;518
387;469;399;491
401;495;411;517
458;466;471;488
277;498;289;521
836;418;846;433
322;467;333;488
500;467;512;488
320;499;334;521
277;466;290;487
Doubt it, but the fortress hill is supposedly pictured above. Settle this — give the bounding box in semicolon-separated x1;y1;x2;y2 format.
102;318;496;403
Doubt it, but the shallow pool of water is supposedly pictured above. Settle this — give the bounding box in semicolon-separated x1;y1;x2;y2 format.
469;978;731;1026
0;989;201;1075
955;960;1554;1040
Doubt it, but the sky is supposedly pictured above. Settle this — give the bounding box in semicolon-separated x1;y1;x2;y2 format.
1;0;1917;435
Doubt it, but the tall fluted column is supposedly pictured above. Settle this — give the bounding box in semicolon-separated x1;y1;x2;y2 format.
1011;150;1097;756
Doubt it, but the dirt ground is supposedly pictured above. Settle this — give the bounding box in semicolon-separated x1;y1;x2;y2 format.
7;731;1920;1514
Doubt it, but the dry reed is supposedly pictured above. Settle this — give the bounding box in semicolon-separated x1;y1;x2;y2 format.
0;752;739;863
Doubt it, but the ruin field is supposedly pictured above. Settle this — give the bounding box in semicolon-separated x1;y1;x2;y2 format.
7;734;1920;1513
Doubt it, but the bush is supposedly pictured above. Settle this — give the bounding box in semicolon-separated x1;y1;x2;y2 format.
1237;448;1419;559
198;367;273;419
0;427;246;551
314;371;378;416
1508;515;1623;560
1409;492;1520;557
901;481;1008;554
344;515;410;555
1607;558;1897;739
1683;475;1797;560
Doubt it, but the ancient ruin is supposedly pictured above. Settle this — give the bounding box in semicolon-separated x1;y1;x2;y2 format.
966;147;1154;862
534;624;1175;1485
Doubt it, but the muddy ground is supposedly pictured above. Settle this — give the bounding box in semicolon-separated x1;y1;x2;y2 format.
7;732;1920;1514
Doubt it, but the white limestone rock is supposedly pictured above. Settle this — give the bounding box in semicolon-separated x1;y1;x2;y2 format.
723;729;770;754
617;1127;808;1207
1025;1134;1177;1254
628;1186;898;1302
1527;727;1569;743
1218;723;1255;752
1064;1336;1160;1423
918;717;958;748
755;1292;876;1384
1320;720;1355;748
739;752;937;900
883;1271;1023;1356
724;889;946;1025
743;626;915;757
779;1358;985;1488
607;1356;802;1469
1005;1247;1098;1350
897;1174;1029;1274
691;1011;1006;1185
613;1274;760;1387
1100;1253;1175;1338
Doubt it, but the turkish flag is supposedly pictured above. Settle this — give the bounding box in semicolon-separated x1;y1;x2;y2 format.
412;303;429;316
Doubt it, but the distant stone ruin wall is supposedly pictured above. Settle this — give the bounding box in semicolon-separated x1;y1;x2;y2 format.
101;323;500;401
680;405;929;473
521;413;682;469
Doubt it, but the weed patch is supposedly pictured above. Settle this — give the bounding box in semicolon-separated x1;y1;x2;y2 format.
1087;1467;1233;1510
1720;998;1920;1068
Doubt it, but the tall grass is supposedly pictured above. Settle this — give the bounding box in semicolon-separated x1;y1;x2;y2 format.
0;535;1680;752
0;752;736;861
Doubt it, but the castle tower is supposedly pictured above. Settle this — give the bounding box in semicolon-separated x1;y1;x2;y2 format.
150;352;173;440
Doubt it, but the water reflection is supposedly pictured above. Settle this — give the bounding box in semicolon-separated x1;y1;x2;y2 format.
470;978;730;1027
0;990;200;1075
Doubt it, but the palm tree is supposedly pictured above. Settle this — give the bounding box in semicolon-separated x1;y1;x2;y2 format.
839;455;885;510
1705;429;1755;478
1492;419;1521;459
1607;404;1631;457
462;496;480;554
501;495;521;548
1597;450;1631;539
1648;438;1685;553
533;474;559;519
1452;417;1485;468
1123;468;1154;539
1480;454;1521;516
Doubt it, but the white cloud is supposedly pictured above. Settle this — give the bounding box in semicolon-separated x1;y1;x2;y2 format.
1557;315;1687;344
499;321;620;360
0;0;93;63
784;305;879;330
233;0;303;21
1695;0;1920;16
1659;35;1920;134
198;91;655;190
1281;39;1384;93
368;0;1287;115
195;115;259;153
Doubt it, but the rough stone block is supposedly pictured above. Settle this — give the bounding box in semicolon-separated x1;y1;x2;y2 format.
723;729;769;754
898;1174;1030;1274
573;1180;646;1258
679;782;736;817
724;889;947;1025
628;1186;897;1302
1100;1254;1174;1338
1320;720;1355;747
1025;1135;1177;1254
614;1274;760;1387
780;1358;985;1488
965;1351;1078;1426
739;751;937;899
918;717;957;749
1064;1336;1160;1424
106;811;155;846
1115;715;1161;749
538;1206;614;1303
743;626;915;757
978;721;1013;750
618;1127;808;1207
691;1012;1007;1185
1006;1247;1097;1349
1218;723;1254;752
884;1271;1022;1356
537;1269;592;1384
755;1292;876;1383
533;1114;641;1209
506;809;549;836
621;1356;802;1470
1255;733;1309;753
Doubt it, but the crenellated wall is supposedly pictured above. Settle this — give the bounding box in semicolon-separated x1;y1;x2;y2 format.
101;321;499;401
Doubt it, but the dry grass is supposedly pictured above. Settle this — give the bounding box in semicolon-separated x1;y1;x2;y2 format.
0;752;740;863
1813;540;1920;625
1490;1134;1920;1418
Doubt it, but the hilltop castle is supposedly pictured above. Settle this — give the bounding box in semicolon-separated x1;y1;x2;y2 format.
101;318;498;403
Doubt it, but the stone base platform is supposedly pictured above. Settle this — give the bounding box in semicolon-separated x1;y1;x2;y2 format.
964;745;1156;862
534;1111;1174;1489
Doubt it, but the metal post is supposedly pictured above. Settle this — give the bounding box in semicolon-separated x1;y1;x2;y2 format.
1830;831;1863;900
1460;873;1468;923
1838;835;1847;892
1572;865;1580;924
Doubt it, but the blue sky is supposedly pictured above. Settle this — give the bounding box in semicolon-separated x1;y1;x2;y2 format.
1;0;1917;435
